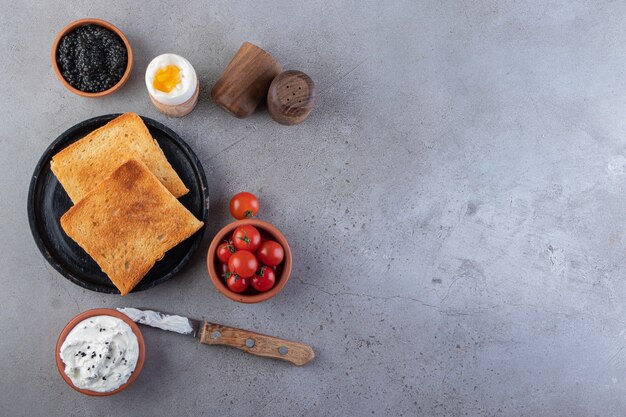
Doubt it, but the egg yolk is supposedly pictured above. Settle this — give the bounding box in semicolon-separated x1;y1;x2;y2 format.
153;65;181;93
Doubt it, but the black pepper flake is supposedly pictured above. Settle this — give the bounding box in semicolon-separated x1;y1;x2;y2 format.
99;354;102;358
105;342;109;345
87;346;90;350
102;376;107;380
81;352;86;357
107;356;111;359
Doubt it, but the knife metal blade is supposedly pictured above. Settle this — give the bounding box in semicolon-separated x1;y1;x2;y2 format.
117;307;316;366
117;307;201;338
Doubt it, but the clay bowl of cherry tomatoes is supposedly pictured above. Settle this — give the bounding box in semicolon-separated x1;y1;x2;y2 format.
207;192;292;303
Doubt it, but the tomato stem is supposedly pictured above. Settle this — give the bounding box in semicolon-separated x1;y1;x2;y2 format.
237;230;250;244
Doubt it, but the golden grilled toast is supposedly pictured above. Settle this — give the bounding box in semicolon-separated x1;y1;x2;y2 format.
60;159;203;295
51;112;188;203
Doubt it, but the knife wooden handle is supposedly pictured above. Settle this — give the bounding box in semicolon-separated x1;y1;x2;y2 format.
199;321;315;366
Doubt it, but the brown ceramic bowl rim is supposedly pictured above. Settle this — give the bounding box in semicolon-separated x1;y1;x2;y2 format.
55;308;145;396
207;219;292;303
51;18;133;98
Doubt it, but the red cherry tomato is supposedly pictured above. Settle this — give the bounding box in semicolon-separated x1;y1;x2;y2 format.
227;250;258;278
217;241;236;263
256;241;284;266
232;225;261;252
229;192;260;220
251;266;276;292
225;272;249;293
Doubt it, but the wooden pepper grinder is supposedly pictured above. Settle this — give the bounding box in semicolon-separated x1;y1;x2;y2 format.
267;70;316;125
211;42;282;118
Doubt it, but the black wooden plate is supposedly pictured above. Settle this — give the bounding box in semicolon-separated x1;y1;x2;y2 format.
28;114;208;294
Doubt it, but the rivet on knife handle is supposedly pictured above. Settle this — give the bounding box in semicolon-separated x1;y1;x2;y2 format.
199;322;315;366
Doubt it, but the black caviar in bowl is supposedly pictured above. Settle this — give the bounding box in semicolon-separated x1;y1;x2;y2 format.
56;24;127;93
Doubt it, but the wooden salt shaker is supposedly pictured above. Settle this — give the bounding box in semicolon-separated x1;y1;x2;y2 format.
267;70;316;125
211;42;282;118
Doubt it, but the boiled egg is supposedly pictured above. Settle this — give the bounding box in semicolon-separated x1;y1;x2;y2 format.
145;54;197;106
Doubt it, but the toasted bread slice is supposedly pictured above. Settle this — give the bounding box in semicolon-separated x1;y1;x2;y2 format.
51;112;189;203
60;159;204;295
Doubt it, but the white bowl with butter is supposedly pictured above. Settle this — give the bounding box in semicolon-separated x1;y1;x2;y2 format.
56;309;145;396
145;53;199;117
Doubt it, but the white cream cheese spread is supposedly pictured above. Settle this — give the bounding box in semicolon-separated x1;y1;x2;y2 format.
59;315;139;392
117;307;193;334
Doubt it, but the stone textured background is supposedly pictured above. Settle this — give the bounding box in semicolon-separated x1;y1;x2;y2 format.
1;1;625;416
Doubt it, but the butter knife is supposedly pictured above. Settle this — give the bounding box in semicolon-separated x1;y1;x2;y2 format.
117;307;315;366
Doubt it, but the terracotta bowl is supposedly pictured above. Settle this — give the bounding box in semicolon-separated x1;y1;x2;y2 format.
55;308;145;396
207;219;292;303
51;18;133;98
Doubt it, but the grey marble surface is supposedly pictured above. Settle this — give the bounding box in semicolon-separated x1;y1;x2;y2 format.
1;1;625;416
